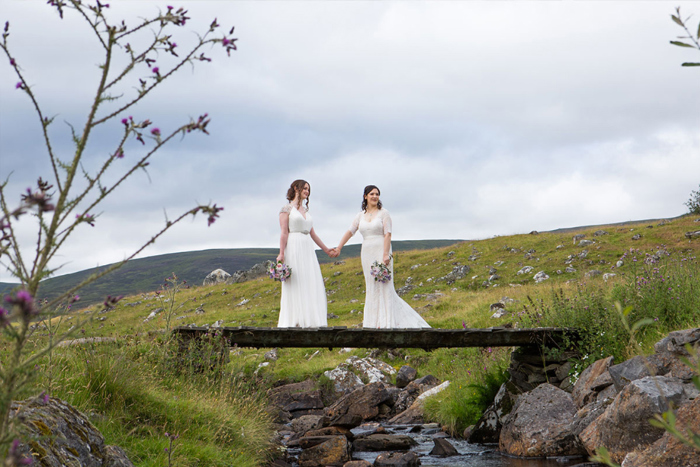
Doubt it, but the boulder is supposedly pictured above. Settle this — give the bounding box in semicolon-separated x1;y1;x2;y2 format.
499;383;585;457
346;356;396;384
203;268;231;286
396;366;418;389
227;261;272;284
324;366;365;395
290;415;324;436
429;438;459;457
323;383;392;428
621;396;700;467
10;397;134;467
352;434;416;451
608;353;695;392
468;382;518;444
388;381;450;425
654;328;700;356
533;271;549;283
268;380;324;418
305;426;354;441
298;435;351;467
579;376;689;464
571;356;614;408
373;451;421;467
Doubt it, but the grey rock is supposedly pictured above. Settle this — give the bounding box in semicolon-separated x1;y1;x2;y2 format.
533;271;549;283
395;366;417;389
373;451;420;467
10;397;134;467
573;234;586;244
499;383;585;457
580;376;689;464
516;266;534;275
429;438;459;457
203;268;231;286
579;240;595;247
593;230;609;237
353;434;416;451
654;328;700;356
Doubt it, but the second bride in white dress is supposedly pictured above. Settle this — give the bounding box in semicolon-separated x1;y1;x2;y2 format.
335;185;431;329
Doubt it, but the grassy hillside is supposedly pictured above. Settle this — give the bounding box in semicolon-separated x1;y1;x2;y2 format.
4;215;700;464
0;240;461;307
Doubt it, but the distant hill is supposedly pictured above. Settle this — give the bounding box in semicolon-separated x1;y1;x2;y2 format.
0;240;463;307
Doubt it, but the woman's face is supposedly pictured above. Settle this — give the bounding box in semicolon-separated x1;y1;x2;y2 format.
299;184;310;200
365;188;380;207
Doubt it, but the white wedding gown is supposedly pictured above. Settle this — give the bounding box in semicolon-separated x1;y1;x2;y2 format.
277;204;328;328
349;209;431;329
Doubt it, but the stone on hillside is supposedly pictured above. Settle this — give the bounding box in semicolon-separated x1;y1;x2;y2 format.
573;234;586;244
468;382;518;444
565;266;576;273
203;268;230;286
373;451;420;467
265;348;279;361
603;273;616;281
685;230;700;239
585;270;602;278
621;396;700;467
579;376;689;464
533;271;549;283
395;366;418;389
437;265;471;284
298;435;350;467
499;383;585;457
429;438;458;457
323;383;392;428
572;356;614;408
353;434;416;451
579;240;595;247
10;397;134;467
594;230;608;236
516;266;533;275
226;261;272;284
632;234;642;240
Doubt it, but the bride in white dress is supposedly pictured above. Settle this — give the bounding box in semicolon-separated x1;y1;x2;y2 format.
276;180;334;328
335;185;431;329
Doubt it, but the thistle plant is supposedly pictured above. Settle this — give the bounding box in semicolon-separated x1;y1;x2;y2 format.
0;0;236;457
669;6;700;66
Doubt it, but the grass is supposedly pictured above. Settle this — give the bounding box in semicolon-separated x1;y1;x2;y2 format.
3;214;700;463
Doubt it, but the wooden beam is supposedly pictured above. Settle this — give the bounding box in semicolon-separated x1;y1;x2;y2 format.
172;326;578;350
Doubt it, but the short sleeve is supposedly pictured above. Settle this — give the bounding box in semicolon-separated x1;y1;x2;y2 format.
280;204;292;214
380;209;392;235
349;212;362;235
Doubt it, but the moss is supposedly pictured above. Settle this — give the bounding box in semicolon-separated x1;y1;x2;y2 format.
31;419;53;436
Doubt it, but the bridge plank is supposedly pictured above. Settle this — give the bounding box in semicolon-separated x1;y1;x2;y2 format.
172;326;576;350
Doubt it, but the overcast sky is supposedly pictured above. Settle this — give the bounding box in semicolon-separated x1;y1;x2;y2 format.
1;1;699;282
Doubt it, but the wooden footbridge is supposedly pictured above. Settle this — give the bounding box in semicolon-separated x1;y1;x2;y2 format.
172;326;578;350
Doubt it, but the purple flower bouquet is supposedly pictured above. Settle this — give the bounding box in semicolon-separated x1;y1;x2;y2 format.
269;261;292;281
370;261;391;283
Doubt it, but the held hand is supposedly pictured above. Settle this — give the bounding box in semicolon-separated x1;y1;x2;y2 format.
383;253;392;266
276;253;284;263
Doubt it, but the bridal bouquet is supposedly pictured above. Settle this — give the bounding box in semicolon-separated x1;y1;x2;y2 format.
269;261;292;282
370;261;391;283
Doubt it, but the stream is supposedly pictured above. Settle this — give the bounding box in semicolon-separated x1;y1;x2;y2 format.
285;422;590;466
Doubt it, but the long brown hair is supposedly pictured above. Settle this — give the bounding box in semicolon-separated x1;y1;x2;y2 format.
286;179;310;209
361;185;382;212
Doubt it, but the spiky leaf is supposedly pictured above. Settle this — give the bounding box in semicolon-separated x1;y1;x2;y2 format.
670;40;695;48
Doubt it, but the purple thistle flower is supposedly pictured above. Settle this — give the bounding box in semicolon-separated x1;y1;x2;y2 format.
10;58;16;66
222;38;230;46
121;118;128;125
0;306;9;328
151;127;161;136
116;149;124;159
152;66;159;75
15;82;23;89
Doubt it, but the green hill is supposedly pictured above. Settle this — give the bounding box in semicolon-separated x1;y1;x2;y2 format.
0;240;462;306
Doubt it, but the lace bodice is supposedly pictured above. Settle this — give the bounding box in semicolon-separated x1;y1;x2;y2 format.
281;203;313;234
349;208;392;238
